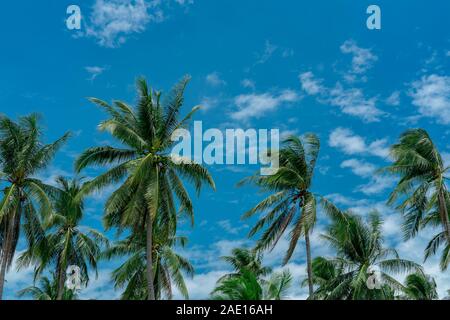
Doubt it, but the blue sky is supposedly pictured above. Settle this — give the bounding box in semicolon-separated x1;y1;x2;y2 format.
2;0;450;299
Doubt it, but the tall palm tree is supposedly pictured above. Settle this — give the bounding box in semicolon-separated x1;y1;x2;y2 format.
241;134;320;297
75;77;215;300
102;223;194;300
402;272;438;300
317;201;423;300
17;273;78;300
0;114;70;299
385;129;450;270
17;176;108;300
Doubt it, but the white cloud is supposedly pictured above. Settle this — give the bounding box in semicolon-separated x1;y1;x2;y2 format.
83;0;192;48
409;74;450;124
85;66;107;81
339;158;395;195
299;72;324;95
84;0;162;48
255;40;277;65
241;78;256;89
340;40;378;82
217;220;248;235
329;127;390;159
386;91;401;106
341;159;376;178
205;72;226;87
230;90;299;122
327;83;382;122
299;72;383;122
200;96;219;112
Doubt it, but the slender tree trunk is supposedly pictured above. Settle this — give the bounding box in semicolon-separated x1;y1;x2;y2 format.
0;217;15;300
305;231;314;299
146;215;156;301
56;264;66;300
438;188;450;243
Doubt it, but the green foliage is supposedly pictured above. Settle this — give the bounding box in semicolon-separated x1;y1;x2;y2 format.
385;129;450;270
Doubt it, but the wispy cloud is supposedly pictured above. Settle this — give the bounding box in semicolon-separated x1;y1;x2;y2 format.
329;127;390;159
340;158;395;195
255;40;277;65
205;72;226;87
340;40;378;83
83;0;192;48
85;66;107;81
409;74;450;124
299;72;383;122
230;90;300;122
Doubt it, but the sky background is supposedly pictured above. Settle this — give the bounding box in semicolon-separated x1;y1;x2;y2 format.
1;0;450;299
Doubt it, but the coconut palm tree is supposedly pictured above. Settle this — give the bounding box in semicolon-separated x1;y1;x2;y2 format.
316;201;423;300
385;129;450;270
0;114;70;299
402;272;438;300
102;221;194;300
241;134;320;297
212;247;292;300
17;273;78;300
17;176;108;300
75;77;215;300
212;268;293;300
219;248;272;281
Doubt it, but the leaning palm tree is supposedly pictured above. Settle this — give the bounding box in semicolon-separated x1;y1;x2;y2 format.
402;272;438;300
0;114;70;299
317;201;423;300
241;134;320;297
102;221;194;300
385;129;450;270
17;273;78;300
17;176;108;300
75;76;215;300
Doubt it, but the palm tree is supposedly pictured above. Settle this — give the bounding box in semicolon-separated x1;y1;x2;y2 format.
241;134;320;297
102;222;194;300
402;272;438;300
17;176;108;300
316;201;423;300
212;248;292;300
212;269;293;300
385;129;450;270
75;77;215;300
220;248;272;281
0;114;70;299
17;273;78;300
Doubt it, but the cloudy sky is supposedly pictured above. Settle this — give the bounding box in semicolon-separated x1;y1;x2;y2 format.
1;0;449;299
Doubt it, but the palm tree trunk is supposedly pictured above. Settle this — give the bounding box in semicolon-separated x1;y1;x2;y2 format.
305;231;314;299
438;188;450;243
56;264;66;300
0;217;15;300
146;215;156;301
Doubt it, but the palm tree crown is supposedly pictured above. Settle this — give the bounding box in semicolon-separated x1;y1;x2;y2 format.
241;134;320;297
386;129;450;270
0;114;70;299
